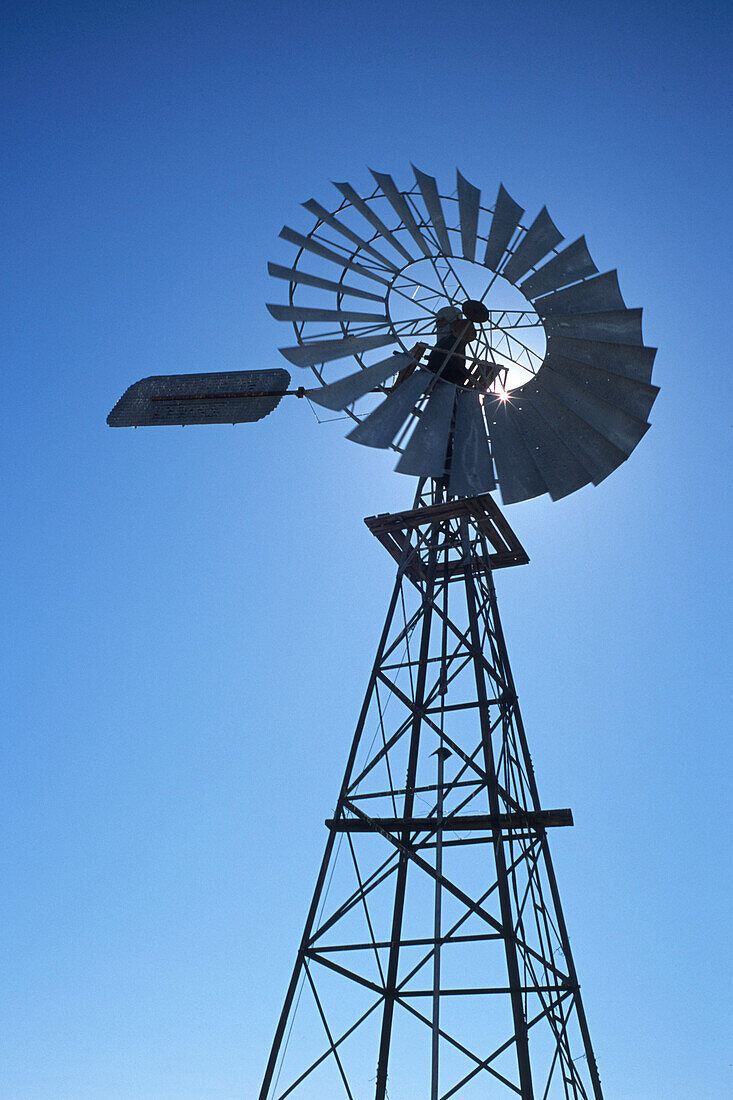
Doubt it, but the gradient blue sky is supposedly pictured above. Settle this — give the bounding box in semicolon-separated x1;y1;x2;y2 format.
2;2;731;1097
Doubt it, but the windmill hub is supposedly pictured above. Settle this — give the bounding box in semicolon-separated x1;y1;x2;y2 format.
385;254;547;394
461;299;491;323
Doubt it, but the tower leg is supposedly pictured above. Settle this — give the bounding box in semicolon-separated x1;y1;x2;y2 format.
460;515;535;1098
257;559;409;1100
374;526;439;1100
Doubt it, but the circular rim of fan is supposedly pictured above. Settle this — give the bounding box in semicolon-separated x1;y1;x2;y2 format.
267;167;659;505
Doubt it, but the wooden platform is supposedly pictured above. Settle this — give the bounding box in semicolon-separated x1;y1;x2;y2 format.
365;493;529;573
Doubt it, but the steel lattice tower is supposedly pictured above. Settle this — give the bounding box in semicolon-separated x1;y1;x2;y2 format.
258;482;602;1100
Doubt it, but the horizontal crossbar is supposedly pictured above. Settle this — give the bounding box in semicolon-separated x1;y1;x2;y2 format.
326;809;572;832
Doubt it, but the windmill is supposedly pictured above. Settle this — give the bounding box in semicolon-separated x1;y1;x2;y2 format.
109;167;658;1099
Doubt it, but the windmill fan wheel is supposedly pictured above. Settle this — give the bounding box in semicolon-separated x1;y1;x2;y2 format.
267;167;659;504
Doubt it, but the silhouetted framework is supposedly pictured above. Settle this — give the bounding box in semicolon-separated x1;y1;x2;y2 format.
260;482;603;1100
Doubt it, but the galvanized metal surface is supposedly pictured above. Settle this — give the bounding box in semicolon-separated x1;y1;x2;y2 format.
307;353;413;411
486;400;548;504
449;390;495;496
522;385;626;485
332;180;415;264
539;364;650;453
278;332;396;368
502;206;563;284
279;225;391;285
534;269;625;317
346;368;430;448
107;369;291;427
543;308;644;345
370;169;433;257
509;395;592;500
547;334;657;382
483;184;524;271
266;303;388;324
267;169;659;504
266;262;386;303
301;198;400;271
549;354;659;421
519;236;598;299
395;379;455;476
456;170;480;262
412;165;452;256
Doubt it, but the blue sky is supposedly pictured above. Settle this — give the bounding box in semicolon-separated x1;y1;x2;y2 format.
2;1;731;1097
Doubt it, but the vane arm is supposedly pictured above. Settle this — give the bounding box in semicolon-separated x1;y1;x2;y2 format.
151;387;306;402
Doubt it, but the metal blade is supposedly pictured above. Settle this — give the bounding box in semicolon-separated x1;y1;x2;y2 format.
279;333;396;368
485;398;549;504
549;354;659;421
308;353;413;411
519;237;598;299
395;379;455;476
107;369;291;427
412;165;452;256
449;390;496;497
266;303;388;324
534;270;625;317
539;363;650;454
332;180;415;263
508;396;593;500
521;383;626;485
543;309;644;346
267;262;386;304
347;369;431;449
370;169;433;257
502;206;563;284
547;335;656;383
301;199;400;272
457;170;480;262
483;184;524;271
279;226;390;285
